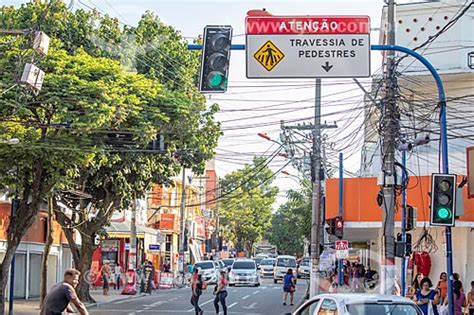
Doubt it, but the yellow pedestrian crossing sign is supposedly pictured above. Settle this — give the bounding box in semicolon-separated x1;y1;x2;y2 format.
253;40;285;71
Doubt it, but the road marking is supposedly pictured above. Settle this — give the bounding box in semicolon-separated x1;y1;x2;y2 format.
187;298;214;312
252;290;260;295
228;302;238;309
242;302;258;309
242;294;251;300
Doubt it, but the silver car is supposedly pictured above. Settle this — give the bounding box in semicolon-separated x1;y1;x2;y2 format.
292;293;423;315
229;259;260;287
194;261;218;284
259;258;275;277
297;258;310;279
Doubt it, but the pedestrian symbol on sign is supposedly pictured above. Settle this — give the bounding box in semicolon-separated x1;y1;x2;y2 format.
254;40;285;71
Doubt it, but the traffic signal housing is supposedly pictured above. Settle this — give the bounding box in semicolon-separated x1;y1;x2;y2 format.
199;26;233;93
406;205;417;231
335;216;344;239
430;174;456;227
325;217;336;236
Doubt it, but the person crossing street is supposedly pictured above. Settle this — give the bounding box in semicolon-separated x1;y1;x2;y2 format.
282;268;296;306
213;270;228;315
190;268;204;315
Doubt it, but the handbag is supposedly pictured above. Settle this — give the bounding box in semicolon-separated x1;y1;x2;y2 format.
289;285;296;293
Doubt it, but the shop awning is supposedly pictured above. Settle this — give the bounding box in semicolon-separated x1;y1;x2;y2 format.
106;221;164;241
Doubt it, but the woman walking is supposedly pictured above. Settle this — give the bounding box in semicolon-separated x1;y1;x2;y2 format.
408;273;424;298
413;277;440;315
190;268;203;315
282;268;296;306
99;263;111;296
214;270;228;315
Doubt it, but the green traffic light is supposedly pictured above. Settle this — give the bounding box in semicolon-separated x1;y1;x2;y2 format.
436;207;451;220
208;72;224;88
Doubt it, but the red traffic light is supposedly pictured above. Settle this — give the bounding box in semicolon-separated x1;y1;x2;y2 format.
336;220;343;229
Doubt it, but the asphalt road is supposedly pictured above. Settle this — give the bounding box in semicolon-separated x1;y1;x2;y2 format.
90;278;309;315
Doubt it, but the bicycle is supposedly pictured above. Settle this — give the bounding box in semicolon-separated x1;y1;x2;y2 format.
174;271;192;288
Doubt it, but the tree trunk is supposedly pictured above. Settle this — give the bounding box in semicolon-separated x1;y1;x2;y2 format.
40;198;54;307
0;243;20;315
75;236;95;303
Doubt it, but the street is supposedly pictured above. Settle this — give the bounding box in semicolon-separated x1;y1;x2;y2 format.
90;278;308;315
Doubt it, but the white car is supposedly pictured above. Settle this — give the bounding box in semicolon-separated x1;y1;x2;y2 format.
297;258;310;279
258;258;275;277
194;261;218;284
274;255;297;283
229;259;260;287
292;293;423;315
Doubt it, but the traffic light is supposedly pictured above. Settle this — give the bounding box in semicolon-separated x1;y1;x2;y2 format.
430;174;456;226
325;217;336;235
335;216;344;239
395;233;412;257
406;205;417;231
199;25;233;93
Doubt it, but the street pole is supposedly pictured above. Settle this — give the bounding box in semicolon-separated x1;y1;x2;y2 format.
129;194;137;271
179;167;186;272
380;0;398;295
310;78;322;297
401;150;407;296
338;153;344;287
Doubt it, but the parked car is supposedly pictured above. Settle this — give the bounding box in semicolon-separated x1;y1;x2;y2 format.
292;293;423;315
258;258;275;277
194;261;218;284
222;258;235;271
274;255;297;283
229;259;260;287
297;257;310;279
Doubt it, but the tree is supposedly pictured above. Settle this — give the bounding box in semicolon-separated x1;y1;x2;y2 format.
219;157;279;255
0;1;221;307
268;184;311;256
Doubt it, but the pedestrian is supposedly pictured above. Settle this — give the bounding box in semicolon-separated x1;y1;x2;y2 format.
213;270;228;315
100;262;111;296
282;268;296;306
436;272;448;304
190;268;203;315
408;272;424;298
40;268;89;315
163;260;171;273
413;277;440;315
467;281;474;315
452;280;467;315
114;263;123;290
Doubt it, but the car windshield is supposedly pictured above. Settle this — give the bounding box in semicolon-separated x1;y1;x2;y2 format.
277;258;296;267
346;303;421;315
260;259;274;266
195;262;214;270
233;261;255;270
223;259;234;266
300;260;309;266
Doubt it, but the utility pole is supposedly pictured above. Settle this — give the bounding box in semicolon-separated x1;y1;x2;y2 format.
179;167;187;272
380;0;398;295
280;82;336;297
129;194;137;271
310;78;322;297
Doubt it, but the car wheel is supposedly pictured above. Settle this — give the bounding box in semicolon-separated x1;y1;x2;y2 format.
273;279;277;284
229;283;234;287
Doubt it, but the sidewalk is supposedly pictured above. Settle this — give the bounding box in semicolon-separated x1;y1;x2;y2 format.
7;288;148;315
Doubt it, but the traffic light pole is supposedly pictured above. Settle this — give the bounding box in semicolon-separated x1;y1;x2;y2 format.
338;153;344;287
401;150;407;296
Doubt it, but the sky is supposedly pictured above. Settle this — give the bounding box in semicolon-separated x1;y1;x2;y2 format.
3;0;395;205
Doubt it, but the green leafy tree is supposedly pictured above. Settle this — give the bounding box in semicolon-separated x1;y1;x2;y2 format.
0;0;220;306
268;183;311;256
219;157;279;256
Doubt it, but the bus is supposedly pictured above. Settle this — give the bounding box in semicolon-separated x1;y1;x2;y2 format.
252;241;278;258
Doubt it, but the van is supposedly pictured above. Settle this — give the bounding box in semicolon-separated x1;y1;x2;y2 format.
273;255;297;283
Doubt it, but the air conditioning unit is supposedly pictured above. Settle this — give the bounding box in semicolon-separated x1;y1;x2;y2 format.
33;31;50;56
20;63;45;94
